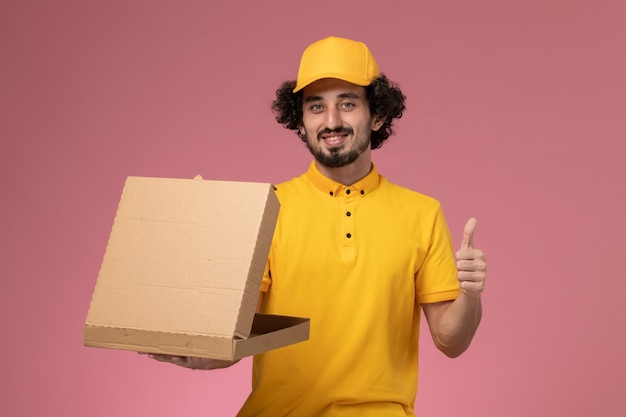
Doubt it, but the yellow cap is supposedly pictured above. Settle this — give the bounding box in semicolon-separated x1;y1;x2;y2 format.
293;36;380;92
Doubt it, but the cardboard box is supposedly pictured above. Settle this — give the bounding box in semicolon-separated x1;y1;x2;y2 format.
84;176;309;360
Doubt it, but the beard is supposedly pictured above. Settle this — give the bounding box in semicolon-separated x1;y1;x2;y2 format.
304;128;370;168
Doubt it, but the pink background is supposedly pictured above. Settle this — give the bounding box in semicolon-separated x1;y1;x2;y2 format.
2;1;625;416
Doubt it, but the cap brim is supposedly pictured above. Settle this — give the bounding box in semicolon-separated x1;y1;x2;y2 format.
293;73;373;93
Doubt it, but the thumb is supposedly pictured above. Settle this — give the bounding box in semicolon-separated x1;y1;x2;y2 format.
461;217;478;249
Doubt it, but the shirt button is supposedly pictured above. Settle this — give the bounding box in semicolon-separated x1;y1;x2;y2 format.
346;211;351;216
329;191;334;196
346;189;351;194
360;190;365;195
346;233;352;238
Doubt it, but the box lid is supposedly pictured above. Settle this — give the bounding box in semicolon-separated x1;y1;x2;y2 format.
84;175;280;341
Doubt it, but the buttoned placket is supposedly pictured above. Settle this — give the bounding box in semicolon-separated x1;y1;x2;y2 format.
330;185;367;259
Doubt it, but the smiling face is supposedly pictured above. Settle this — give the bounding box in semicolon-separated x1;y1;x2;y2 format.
299;78;383;169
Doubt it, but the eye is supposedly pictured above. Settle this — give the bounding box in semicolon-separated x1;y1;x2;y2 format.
309;103;323;113
340;102;355;109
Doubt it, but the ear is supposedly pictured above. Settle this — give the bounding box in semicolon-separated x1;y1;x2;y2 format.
297;123;306;137
371;115;385;132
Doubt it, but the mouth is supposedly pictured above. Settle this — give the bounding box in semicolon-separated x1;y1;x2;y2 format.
319;129;351;148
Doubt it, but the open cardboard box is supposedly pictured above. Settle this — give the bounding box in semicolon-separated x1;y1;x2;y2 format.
84;176;309;360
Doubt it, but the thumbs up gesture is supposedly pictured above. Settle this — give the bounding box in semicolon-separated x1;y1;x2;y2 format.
456;218;487;295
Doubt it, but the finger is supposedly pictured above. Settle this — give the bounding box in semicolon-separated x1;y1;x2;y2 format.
461;217;478;250
456;258;486;272
458;268;487;291
148;353;184;364
458;278;486;294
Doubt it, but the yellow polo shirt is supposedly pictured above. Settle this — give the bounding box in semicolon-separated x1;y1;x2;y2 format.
237;161;460;417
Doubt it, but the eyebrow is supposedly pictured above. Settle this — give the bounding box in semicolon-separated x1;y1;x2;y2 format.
303;92;362;103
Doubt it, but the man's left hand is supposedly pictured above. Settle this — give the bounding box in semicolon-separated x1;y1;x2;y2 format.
456;218;487;295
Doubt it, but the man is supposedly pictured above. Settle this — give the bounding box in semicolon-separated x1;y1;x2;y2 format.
150;36;487;417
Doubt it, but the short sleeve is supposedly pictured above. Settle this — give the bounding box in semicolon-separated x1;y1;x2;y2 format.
415;206;460;304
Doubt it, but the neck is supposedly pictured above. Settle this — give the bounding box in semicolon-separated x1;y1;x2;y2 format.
315;149;372;186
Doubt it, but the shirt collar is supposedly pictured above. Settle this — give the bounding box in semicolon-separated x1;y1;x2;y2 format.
306;160;381;197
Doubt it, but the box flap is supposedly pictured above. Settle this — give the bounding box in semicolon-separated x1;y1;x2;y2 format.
232;314;311;360
84;176;279;340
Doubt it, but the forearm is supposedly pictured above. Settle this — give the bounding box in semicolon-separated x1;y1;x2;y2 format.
429;291;482;358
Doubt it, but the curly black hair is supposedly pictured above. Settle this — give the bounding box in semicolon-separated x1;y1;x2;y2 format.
271;74;406;149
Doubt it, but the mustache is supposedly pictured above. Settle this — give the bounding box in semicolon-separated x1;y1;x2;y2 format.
317;127;354;140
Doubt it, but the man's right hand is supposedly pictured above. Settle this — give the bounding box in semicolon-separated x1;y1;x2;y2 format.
142;353;239;370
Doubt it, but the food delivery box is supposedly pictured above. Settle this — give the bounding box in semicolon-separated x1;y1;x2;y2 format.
83;175;309;360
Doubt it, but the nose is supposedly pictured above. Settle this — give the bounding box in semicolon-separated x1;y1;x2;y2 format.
324;106;343;130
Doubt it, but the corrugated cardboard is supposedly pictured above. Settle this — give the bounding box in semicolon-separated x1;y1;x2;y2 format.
84;176;309;360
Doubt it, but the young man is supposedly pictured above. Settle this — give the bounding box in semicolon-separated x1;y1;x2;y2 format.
151;36;487;417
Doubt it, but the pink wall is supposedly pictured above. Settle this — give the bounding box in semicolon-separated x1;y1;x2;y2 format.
2;1;625;416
